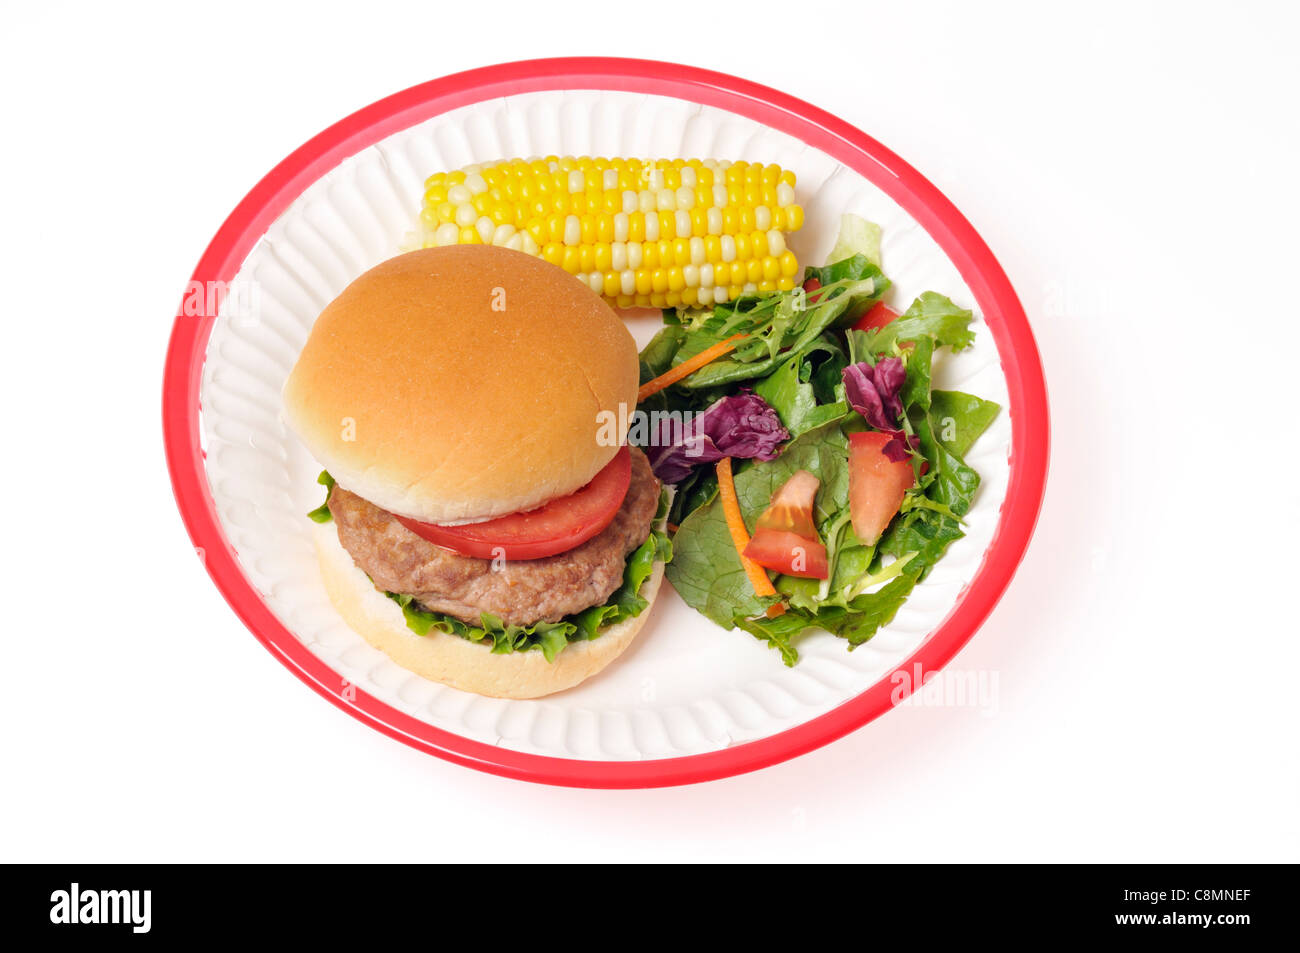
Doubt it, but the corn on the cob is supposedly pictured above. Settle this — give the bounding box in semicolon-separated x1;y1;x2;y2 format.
415;157;805;309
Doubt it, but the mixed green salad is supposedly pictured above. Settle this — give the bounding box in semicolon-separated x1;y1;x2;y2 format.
634;215;1000;665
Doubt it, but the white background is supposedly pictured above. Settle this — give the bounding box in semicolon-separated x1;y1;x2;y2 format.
2;1;1296;862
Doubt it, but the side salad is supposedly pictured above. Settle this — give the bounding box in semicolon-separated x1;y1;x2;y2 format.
635;215;1000;665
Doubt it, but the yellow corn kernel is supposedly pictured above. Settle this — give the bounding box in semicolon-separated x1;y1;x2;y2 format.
597;213;614;244
786;205;805;231
603;271;621;298
668;267;686;292
543;242;564;266
673;237;691;267
459;226;481;244
628;213;645;244
779;250;799;277
776;276;795;291
762;256;781;282
704;234;721;262
635;269;653;295
594;243;612;272
690;206;708;236
561;246;581;274
734;233;751;261
750;230;769;259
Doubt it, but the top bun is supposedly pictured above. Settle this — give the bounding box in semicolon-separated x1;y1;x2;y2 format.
282;245;638;523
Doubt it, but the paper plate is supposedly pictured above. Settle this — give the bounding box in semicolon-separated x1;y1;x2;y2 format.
163;58;1049;788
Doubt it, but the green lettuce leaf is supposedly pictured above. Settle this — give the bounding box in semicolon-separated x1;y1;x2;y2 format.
665;257;889;391
825;213;883;268
930;389;1001;458
307;471;335;523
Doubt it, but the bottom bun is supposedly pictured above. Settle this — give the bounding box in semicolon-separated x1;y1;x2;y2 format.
312;520;663;699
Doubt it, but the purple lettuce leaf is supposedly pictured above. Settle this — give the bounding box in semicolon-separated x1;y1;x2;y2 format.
842;357;914;462
842;357;905;431
646;391;789;484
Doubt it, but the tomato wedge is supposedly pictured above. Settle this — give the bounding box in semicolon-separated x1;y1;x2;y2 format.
395;446;631;560
744;529;828;579
754;469;820;539
743;469;829;579
848;431;914;544
852;301;900;333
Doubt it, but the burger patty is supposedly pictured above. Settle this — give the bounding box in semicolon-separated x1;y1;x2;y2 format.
328;447;660;627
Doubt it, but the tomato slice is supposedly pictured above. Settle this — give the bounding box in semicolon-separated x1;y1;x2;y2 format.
852;301;900;333
743;469;828;579
394;446;631;560
744;529;828;579
848;431;914;544
754;469;820;539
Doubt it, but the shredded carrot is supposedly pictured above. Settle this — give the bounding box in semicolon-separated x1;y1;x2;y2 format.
715;457;778;600
764;603;787;618
637;334;746;403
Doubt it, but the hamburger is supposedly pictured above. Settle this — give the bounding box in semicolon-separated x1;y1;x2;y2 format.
282;245;668;699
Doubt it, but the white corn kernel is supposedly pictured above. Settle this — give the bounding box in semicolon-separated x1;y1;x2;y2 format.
644;213;660;241
448;184;472;205
621;269;636;296
611;242;627;271
627;243;643;269
720;235;736;262
464;173;488;195
613;212;630;242
767;229;786;256
476;216;494;242
690;236;706;264
755;206;772;230
675;210;691;238
776;183;795;207
683;264;700;287
706;207;723;235
564;215;581;246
